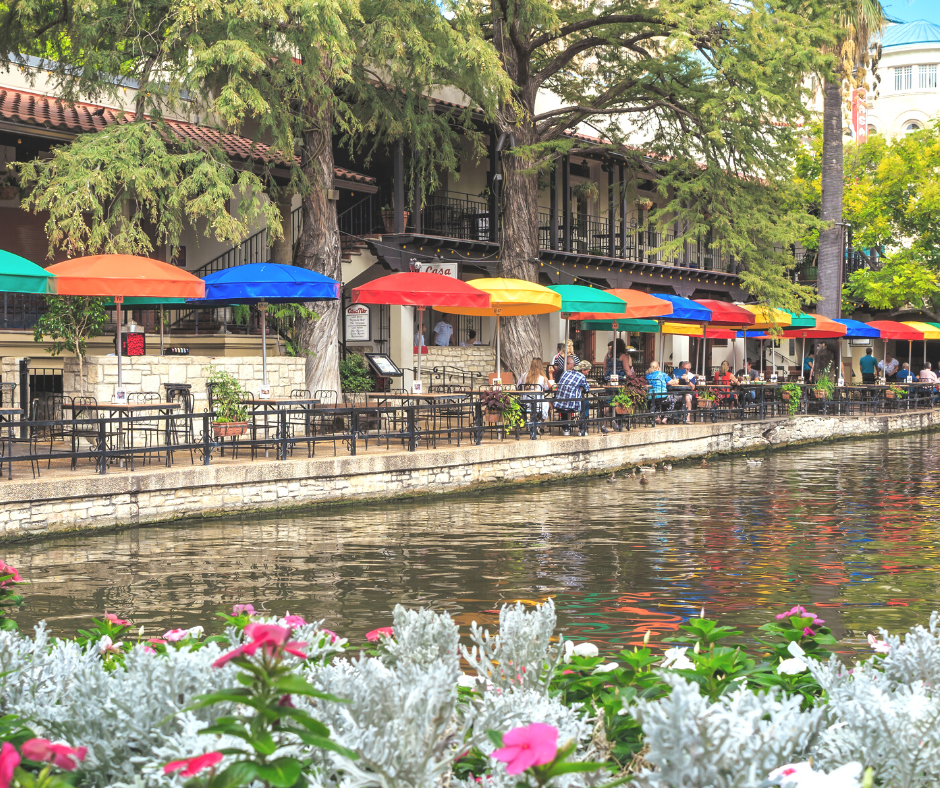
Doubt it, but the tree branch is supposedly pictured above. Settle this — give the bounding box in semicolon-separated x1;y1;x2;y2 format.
527;13;663;52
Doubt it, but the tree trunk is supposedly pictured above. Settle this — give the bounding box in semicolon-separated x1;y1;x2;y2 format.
816;77;844;374
77;350;85;396
294;104;342;396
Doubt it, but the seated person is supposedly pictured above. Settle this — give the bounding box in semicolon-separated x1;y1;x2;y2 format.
897;362;914;382
735;359;760;381
604;338;635;383
555;357;592;436
859;348;877;384
920;361;939;384
713;360;739;405
669;361;695;424
646;361;672;424
460;329;482;347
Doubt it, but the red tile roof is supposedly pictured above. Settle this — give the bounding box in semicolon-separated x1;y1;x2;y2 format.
0;87;376;186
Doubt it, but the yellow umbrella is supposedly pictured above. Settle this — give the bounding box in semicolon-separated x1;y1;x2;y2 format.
437;277;562;376
902;321;940;368
735;304;794;331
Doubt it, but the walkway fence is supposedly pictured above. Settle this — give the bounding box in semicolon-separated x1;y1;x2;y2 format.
1;383;937;480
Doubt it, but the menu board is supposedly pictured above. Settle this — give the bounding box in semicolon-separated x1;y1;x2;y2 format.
121;333;146;357
345;305;371;342
365;353;403;377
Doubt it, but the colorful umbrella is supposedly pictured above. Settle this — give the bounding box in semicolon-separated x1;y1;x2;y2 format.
0;250;55;295
47;255;206;389
831;319;880;338
691;301;757;376
189;263;341;391
901;321;940;368
867;320;924;378
351;272;491;389
548;285;627;315
436;278;561;378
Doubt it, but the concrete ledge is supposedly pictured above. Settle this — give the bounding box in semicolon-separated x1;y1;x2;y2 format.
2;409;938;541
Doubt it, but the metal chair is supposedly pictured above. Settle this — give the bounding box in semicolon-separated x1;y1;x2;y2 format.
4;398;41;478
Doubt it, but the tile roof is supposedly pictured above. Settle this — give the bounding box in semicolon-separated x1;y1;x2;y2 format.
0;87;376;186
881;20;940;48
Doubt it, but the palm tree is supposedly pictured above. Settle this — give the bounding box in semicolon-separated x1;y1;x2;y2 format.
815;0;886;375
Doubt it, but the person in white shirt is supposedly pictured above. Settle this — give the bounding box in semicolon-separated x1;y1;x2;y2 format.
920;362;939;384
414;331;426;348
433;320;453;346
878;355;899;381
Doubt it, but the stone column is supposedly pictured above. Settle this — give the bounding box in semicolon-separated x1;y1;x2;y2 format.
390;304;414;390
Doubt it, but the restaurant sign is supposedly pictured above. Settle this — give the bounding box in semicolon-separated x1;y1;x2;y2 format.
345;304;371;342
409;260;459;278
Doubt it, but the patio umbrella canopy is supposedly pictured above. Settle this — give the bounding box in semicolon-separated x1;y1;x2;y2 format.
548;284;627;315
46;255;206;391
867;320;924;377
651;294;712;323
692;300;756;327
736;304;794;331
351;272;492;389
832;318;881;338
436;278;561;378
572;289;672;320
901;321;940;340
189;263;341;390
0;250;56;295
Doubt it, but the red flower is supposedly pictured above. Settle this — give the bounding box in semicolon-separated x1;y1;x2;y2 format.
212;623;308;667
0;561;22;588
20;739;87;771
366;627;394;642
0;742;20;788
104;613;129;626
164;752;224;777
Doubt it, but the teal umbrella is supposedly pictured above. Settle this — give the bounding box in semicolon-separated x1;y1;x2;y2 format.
549;285;628;370
0;250;55;294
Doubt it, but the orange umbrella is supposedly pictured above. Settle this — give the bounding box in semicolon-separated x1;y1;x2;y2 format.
46;255;206;391
569;289;672;320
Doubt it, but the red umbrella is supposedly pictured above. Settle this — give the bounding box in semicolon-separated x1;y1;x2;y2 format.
868;320;924;376
351;273;491;390
690;300;758;376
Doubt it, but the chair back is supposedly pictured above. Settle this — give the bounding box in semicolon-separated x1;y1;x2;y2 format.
313;389;338;406
291;389;312;399
488;371;515;386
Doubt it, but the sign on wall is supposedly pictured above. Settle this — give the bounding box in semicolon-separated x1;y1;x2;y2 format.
852;88;868;144
409;260;459;278
120;333;146;357
345;304;371;342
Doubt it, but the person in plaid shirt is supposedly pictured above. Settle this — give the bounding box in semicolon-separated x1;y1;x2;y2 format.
555;358;593;436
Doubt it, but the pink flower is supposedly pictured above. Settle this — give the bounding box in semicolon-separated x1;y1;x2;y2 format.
232;604;255;616
803;627;815;637
282;613;306;628
104;613;129;626
20;739;87;771
491;723;559;775
147;638;167;645
775;605;807;621
0;742;20;788
868;634;891;654
319;629;338;644
164;629;189;642
142;646;156;655
164;752;224;777
0;561;22;589
98;635;124;656
366;627;394;642
212;623;308;667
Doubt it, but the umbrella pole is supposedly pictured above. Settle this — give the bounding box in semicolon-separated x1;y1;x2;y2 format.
116;297;123;389
496;314;501;380
261;302;268;387
703;326;708;377
416;305;425;391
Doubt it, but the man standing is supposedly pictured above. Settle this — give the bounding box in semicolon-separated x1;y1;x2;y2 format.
555;357;594;436
859;347;877;384
433;318;453;346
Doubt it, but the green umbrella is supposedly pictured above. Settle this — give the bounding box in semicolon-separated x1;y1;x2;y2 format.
0;250;55;294
549;285;627;360
581;319;659;332
104;296;188;355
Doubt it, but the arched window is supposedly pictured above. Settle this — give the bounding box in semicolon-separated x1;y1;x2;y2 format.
904;121;923;134
867;124;878;135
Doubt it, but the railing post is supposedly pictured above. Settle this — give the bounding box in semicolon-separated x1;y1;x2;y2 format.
279;410;289;460
97;418;107;474
203;413;212;465
5;419;12;480
350;409;358;456
18;358;28;439
407;406;417;451
474;400;484;445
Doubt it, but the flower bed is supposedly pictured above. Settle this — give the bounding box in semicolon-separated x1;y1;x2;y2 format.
0;561;937;788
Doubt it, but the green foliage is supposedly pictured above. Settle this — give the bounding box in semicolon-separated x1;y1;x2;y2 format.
814;364;835;399
339;354;375;393
268;304;318;358
847;259;940;312
611;388;635;410
206;366;249;424
231;306;252;328
33;297;108;360
780;382;803;416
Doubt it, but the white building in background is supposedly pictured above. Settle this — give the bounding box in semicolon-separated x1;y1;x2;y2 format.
865;20;940;138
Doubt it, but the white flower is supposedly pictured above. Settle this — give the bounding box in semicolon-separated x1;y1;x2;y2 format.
98;635;123;655
563;640;599;662
787;641;807;659
456;673;479;688
868;633;890;654
187;626;205;638
661;646;695;671
591;662;619;674
777;657;809;675
769;761;862;788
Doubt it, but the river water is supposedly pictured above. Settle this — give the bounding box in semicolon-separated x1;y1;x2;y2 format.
5;433;940;652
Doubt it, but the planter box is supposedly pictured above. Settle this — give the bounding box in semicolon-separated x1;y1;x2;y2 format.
885;390;899;399
485;412;502;424
782;392;792;401
697;399;715;409
213;421;249;438
813;390;829;400
614;405;633;415
381;210;411;234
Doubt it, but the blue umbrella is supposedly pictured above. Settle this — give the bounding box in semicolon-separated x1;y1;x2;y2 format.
831;318;881;338
188;263;340;390
642;294;712;365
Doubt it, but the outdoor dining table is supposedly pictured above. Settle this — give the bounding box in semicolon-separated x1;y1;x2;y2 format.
241;398;321;458
1;408;23;480
62;401;181;469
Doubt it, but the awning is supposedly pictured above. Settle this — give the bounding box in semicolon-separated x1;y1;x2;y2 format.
866;320;923;341
692;300;757;327
651;294;712;323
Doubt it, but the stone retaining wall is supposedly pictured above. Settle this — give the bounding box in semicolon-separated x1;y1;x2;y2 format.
1;409;938;541
421;346;496;386
64;356;307;404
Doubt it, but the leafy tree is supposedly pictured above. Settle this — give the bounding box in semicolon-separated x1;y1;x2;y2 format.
452;0;834;374
2;0;505;394
32;297;109;394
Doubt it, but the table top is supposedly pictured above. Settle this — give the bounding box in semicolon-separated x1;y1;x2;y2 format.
368;392;469;401
243;398;321;406
0;408;22;415
64;402;180;412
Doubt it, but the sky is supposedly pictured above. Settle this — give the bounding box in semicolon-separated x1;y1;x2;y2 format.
881;0;940;25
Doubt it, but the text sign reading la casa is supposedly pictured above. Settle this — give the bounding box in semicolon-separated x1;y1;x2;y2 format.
344;304;371;342
409;260;459;278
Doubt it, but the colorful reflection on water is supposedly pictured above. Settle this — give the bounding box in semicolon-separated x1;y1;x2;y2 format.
6;432;940;653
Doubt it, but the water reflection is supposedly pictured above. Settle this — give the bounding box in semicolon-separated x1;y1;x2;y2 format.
6;432;940;653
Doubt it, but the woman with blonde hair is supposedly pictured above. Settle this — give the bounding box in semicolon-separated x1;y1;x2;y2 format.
552;339;580;381
518;357;550;423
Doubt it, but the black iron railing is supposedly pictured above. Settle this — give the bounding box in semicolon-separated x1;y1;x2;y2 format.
419;191;491;241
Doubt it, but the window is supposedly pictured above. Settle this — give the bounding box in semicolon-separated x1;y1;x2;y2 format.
895;65;913;91
920;64;938;89
904;121;922;134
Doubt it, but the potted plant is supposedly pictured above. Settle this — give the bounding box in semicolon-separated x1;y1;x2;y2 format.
886;383;905;400
0;171;19;201
380;204;410;234
481;389;518;425
780;382;802;416
206;365;249;437
813;365;835;400
611;387;635;415
636;198;654;210
696;389;716;409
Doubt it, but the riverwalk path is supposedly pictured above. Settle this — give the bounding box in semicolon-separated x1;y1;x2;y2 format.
1;408;938;541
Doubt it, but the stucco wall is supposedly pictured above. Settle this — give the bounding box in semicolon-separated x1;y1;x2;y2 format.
0;409;937;541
